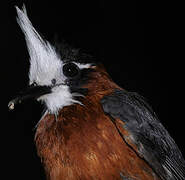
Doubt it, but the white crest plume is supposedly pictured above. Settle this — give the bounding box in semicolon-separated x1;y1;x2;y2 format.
15;5;88;113
15;5;61;86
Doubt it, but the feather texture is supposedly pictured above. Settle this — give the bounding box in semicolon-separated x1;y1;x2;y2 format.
16;6;62;86
101;89;185;180
15;6;92;113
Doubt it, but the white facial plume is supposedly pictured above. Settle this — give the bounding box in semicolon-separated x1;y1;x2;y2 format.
15;6;91;113
16;6;62;86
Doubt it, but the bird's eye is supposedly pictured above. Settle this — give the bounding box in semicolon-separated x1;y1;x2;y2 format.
63;63;80;78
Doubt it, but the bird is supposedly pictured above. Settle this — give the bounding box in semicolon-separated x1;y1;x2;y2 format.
8;6;185;180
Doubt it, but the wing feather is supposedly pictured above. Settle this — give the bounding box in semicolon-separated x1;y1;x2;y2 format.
101;89;185;180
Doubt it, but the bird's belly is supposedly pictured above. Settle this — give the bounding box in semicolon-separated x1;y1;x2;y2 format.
35;111;159;180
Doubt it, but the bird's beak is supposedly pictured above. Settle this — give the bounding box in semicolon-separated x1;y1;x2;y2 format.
8;85;51;110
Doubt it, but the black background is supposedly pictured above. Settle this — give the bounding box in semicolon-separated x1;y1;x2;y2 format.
3;0;184;179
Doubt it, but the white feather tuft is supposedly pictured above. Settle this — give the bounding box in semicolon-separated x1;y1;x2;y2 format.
16;6;62;86
15;5;91;114
38;85;75;114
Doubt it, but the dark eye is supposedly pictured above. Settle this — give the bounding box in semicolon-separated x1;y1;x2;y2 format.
63;63;80;78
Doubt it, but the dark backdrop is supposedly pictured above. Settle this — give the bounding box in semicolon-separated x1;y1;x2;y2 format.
3;0;184;179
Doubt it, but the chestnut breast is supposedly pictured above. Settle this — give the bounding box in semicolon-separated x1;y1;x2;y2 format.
35;93;159;180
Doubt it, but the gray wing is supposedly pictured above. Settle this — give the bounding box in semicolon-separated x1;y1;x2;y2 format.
101;89;185;180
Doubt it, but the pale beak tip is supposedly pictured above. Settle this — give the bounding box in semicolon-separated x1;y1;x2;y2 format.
8;101;15;110
8;98;20;110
